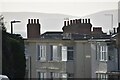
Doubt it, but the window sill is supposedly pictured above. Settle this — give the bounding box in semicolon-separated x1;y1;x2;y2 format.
36;60;47;62
48;60;61;62
99;60;108;62
67;60;74;61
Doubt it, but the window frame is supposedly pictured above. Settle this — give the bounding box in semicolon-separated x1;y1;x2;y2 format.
37;71;47;80
37;44;46;61
99;45;108;61
67;46;74;60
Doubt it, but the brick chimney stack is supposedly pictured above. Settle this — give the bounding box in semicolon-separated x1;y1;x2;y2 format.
92;27;103;35
27;19;41;38
62;18;92;35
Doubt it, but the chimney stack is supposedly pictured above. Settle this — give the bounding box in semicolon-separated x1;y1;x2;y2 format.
92;27;103;35
27;19;41;38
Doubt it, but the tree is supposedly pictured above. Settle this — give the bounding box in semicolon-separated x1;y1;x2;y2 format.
1;15;26;80
0;15;6;32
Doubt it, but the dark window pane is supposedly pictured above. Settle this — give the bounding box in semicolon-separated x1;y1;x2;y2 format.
67;51;74;60
67;46;74;50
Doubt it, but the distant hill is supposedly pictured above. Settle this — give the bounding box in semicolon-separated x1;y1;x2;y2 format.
82;9;118;33
2;12;78;38
2;9;118;38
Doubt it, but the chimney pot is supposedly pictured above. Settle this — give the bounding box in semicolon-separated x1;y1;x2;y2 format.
31;19;33;24
75;19;78;24
113;28;116;34
28;19;30;24
79;19;81;23
37;19;39;24
34;19;36;24
85;19;87;23
83;19;84;23
67;21;69;26
88;19;90;23
70;20;73;25
73;20;75;24
77;19;79;23
64;21;66;26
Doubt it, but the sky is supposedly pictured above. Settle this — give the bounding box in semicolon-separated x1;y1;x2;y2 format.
1;0;119;17
0;0;119;38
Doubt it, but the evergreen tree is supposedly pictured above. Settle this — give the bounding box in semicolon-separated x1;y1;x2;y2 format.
1;15;26;80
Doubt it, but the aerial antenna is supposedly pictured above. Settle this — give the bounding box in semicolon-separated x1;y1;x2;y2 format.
64;17;69;21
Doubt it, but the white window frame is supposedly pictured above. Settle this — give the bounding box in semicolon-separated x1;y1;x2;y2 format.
62;46;67;61
96;45;100;60
61;46;74;61
37;44;46;61
62;73;67;78
52;45;59;61
100;45;108;61
49;45;60;61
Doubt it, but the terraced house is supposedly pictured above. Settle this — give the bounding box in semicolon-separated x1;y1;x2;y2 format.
24;18;120;79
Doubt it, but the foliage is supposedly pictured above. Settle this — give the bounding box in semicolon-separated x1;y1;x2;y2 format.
1;15;26;80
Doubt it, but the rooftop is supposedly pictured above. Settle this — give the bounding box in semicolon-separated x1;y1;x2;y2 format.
40;31;112;40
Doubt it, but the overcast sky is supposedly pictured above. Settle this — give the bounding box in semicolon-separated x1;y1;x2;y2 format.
1;0;119;17
0;0;119;38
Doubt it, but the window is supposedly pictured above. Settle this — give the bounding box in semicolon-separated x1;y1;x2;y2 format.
50;45;59;61
67;47;74;60
37;45;46;61
62;46;67;61
62;46;74;61
38;72;46;80
24;45;28;55
96;45;100;60
97;73;108;80
62;73;67;78
63;33;72;39
50;72;60;79
67;73;74;78
100;46;108;61
53;46;59;61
